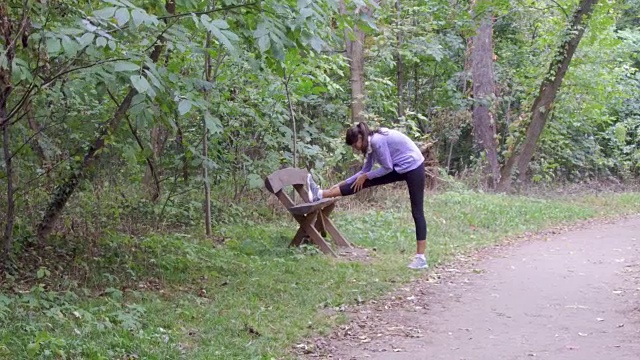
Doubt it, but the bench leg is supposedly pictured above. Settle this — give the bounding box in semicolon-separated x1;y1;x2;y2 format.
321;204;352;248
315;213;327;237
291;214;308;247
290;211;336;256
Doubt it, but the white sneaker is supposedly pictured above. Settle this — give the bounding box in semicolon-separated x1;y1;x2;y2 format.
306;174;321;202
407;256;428;270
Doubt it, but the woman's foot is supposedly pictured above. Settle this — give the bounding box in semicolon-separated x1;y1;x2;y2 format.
407;255;428;269
306;175;322;202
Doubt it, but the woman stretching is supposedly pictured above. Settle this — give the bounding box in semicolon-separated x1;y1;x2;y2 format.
307;122;428;269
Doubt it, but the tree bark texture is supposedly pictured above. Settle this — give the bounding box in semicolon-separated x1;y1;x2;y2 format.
0;2;28;261
339;0;371;123
497;0;599;191
395;0;405;118
471;14;500;188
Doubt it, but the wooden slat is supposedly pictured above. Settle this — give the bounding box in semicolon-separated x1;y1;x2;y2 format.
264;167;309;194
288;198;337;216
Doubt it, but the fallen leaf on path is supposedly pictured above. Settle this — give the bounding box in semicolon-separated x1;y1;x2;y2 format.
565;305;589;309
578;332;588;337
617;324;624;328
596;318;605;322
566;345;579;350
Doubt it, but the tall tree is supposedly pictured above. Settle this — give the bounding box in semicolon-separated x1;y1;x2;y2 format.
395;0;405;118
339;0;376;122
0;1;30;261
470;4;500;188
497;0;600;191
143;0;175;202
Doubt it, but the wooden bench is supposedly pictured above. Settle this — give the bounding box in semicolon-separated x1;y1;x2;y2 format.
264;167;352;256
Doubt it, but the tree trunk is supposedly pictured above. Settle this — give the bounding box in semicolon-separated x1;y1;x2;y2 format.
36;25;169;240
497;0;599;192
339;1;371;122
37;89;138;240
471;14;500;188
142;125;166;202
143;0;175;202
0;2;27;262
1;110;14;263
395;0;404;118
203;29;213;237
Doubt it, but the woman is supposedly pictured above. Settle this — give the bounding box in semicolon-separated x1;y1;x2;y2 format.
307;122;428;269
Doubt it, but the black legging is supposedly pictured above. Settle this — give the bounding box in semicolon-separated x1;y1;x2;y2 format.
339;165;427;241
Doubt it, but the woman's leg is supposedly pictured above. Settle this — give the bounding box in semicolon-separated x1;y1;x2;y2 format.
338;170;403;197
403;165;427;266
313;171;404;199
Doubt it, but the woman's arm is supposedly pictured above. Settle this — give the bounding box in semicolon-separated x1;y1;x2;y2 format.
365;138;393;179
344;152;374;184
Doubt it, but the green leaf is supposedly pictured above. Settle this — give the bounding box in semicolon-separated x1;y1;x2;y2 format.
222;30;239;42
61;36;78;56
297;0;312;9
78;32;95;47
144;69;163;89
94;7;117;20
61;27;85;36
118;0;135;7
210;19;229;29
108;40;117;50
45;37;61;54
203;16;237;54
247;173;263;189
204;112;223;134
96;37;108;48
359;13;378;32
178;99;192;115
131;8;146;27
114;61;139;72
253;22;268;38
300;8;314;18
310;36;323;52
130;75;150;93
115;8;130;26
36;267;50;279
258;36;270;52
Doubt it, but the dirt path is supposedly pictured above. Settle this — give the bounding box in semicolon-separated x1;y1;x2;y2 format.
299;216;640;360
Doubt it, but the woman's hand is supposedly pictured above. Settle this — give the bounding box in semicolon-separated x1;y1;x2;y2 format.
351;174;368;192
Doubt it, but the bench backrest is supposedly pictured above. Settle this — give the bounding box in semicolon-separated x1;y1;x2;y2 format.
264;167;309;194
264;167;312;207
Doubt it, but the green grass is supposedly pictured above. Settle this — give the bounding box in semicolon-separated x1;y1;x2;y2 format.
1;190;638;359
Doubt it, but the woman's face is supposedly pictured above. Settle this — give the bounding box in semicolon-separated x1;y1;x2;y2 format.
351;135;364;153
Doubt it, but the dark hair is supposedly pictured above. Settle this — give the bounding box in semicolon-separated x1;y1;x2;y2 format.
345;122;385;155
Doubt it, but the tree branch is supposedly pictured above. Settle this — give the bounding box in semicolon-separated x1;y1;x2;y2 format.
158;2;259;20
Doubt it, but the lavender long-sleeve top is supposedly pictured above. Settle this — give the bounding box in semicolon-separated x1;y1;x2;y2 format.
345;128;425;184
